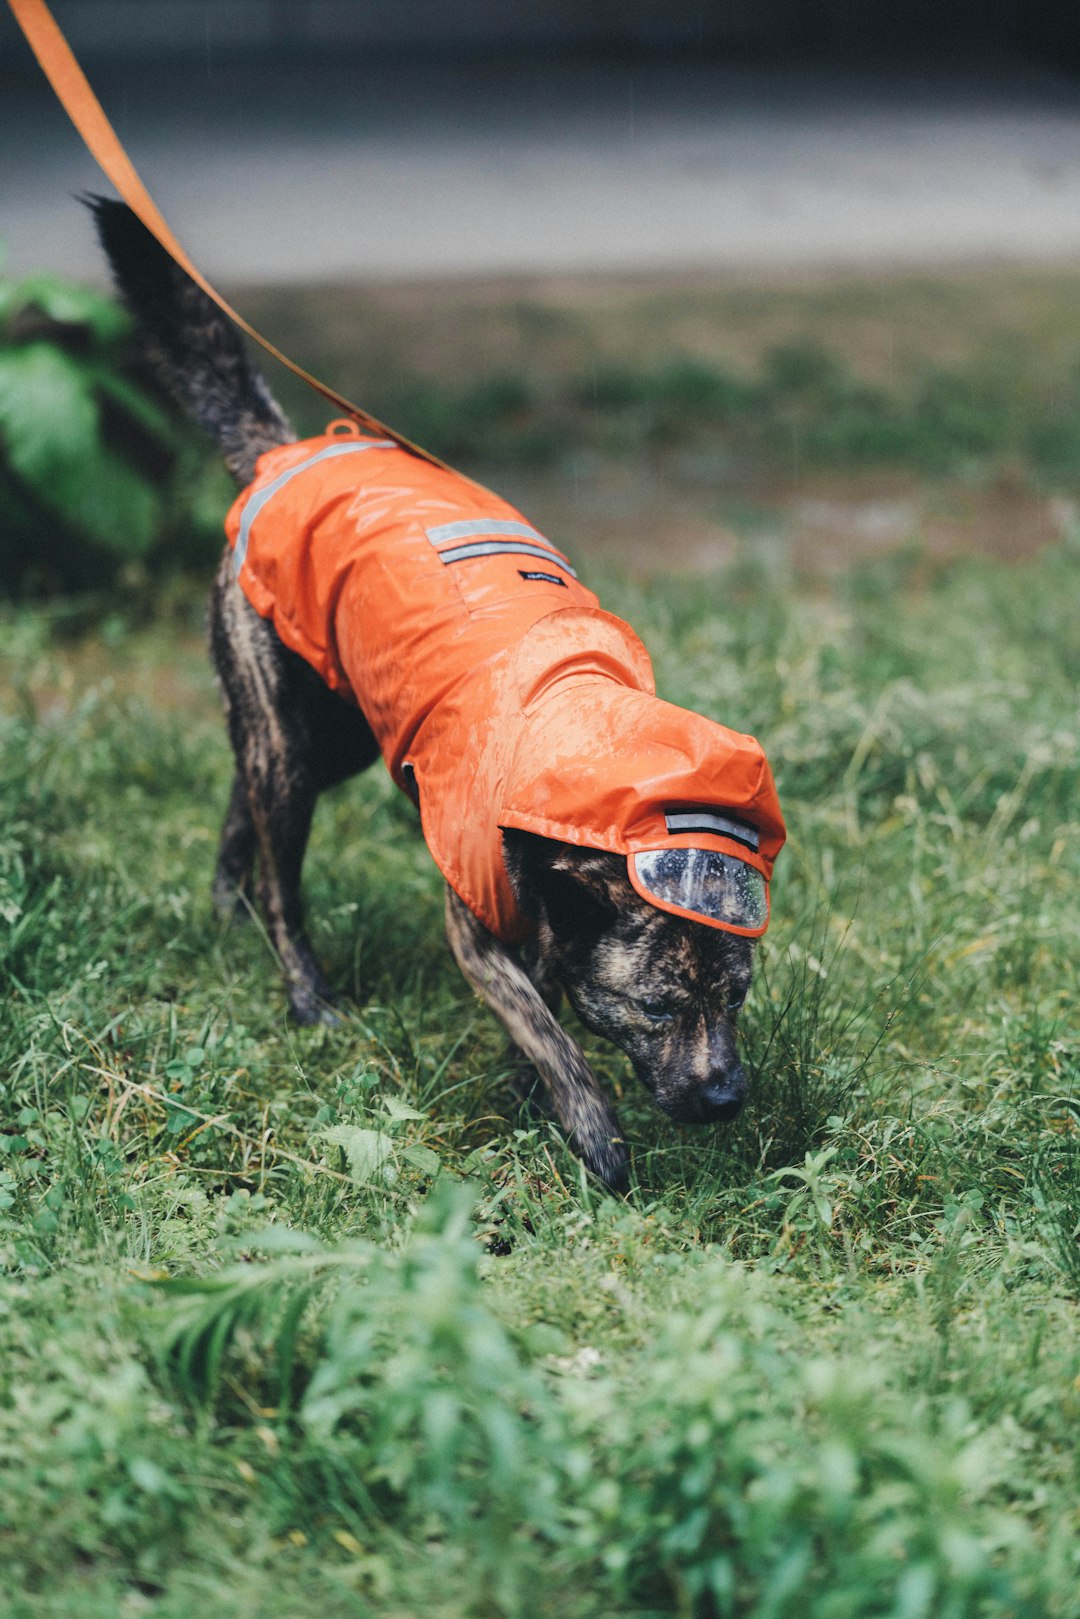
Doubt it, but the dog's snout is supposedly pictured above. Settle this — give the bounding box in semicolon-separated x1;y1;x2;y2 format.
700;1068;746;1121
649;1028;750;1125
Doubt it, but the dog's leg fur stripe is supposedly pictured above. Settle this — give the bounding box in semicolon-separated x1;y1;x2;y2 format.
444;885;628;1190
210;557;339;1023
212;770;257;915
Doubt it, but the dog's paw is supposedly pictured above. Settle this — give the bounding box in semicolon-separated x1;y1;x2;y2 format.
575;1126;630;1194
506;1052;557;1119
211;876;253;922
289;993;344;1029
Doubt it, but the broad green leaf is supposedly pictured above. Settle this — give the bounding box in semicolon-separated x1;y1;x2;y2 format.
0;344;99;491
3;274;129;344
0;347;161;554
318;1125;397;1187
52;442;161;556
382;1096;426;1122
403;1143;440;1176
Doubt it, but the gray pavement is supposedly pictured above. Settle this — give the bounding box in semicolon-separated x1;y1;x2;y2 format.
4;48;1080;283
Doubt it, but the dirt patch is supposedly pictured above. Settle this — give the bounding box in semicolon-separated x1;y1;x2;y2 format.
499;463;1075;578
780;468;1073;569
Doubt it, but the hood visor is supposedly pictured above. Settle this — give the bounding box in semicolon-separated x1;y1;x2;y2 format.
630;846;769;936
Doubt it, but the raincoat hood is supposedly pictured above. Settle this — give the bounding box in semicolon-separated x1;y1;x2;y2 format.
225;425;786;943
500;670;785;932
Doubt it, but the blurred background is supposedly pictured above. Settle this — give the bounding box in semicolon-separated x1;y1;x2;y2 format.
3;0;1080;591
5;0;1080;280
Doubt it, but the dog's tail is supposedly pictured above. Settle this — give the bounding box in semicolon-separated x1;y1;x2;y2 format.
88;196;295;486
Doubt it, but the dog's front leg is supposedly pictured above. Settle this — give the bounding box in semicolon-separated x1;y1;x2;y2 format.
501;936;562;1114
444;887;628;1190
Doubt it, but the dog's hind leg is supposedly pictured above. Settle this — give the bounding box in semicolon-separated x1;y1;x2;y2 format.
209;654;379;924
212;771;257;916
210;558;380;1024
444;886;628;1190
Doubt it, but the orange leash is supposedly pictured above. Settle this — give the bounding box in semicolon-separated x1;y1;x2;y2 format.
6;0;450;470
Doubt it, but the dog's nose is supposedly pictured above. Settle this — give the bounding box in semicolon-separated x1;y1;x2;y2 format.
701;1071;746;1121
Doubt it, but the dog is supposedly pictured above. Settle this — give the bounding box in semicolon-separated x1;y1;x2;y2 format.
91;198;785;1191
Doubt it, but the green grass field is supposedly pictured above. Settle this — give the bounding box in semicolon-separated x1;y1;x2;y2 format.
2;255;1080;1618
1;533;1077;1616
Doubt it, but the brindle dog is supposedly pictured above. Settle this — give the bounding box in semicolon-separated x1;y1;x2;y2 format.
92;198;754;1191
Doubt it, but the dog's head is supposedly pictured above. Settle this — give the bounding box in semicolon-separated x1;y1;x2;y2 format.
504;831;754;1124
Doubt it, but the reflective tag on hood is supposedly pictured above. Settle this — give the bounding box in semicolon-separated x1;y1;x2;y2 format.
630;847;769;936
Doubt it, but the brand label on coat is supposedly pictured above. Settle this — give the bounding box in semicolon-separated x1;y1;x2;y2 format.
518;569;567;586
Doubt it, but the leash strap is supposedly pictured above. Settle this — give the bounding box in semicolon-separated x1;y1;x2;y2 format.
6;0;451;470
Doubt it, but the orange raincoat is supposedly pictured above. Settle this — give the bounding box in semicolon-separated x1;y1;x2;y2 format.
225;423;786;943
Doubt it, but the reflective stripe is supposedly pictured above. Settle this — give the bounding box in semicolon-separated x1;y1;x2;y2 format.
664;810;760;851
437;540;578;578
426;518;549;546
234;439;396;575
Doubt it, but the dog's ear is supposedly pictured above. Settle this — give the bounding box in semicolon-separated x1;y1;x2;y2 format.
503;829;628;939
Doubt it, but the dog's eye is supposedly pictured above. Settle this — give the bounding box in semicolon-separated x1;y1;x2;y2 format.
729;986;748;1013
637;998;676;1023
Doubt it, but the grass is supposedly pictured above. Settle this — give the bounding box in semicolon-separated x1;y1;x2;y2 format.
240;265;1080;483
1;532;1078;1617
238;329;1080;488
